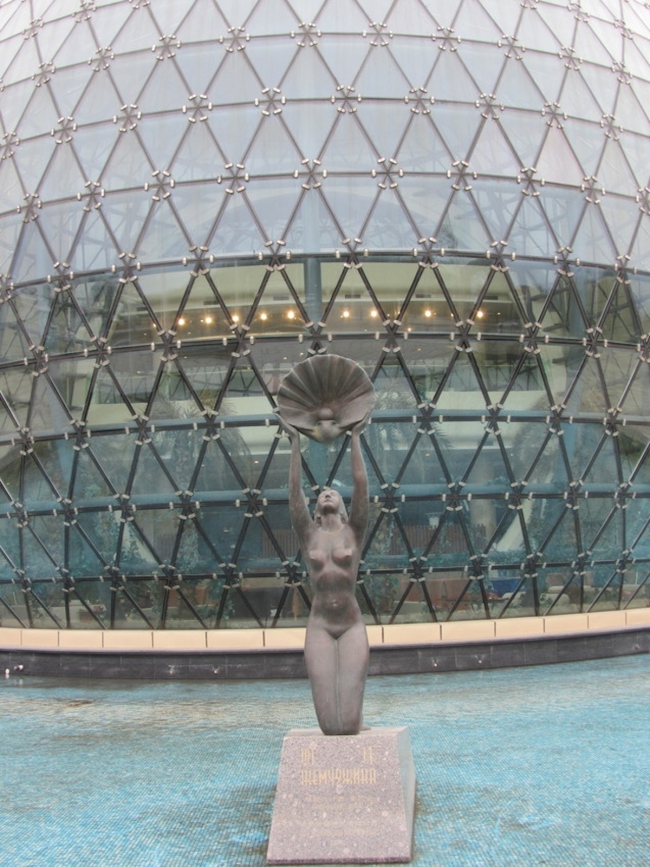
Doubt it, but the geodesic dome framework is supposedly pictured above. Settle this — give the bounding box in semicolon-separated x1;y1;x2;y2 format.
1;0;650;632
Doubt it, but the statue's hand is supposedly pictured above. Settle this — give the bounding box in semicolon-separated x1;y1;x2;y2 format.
276;412;299;441
349;412;371;437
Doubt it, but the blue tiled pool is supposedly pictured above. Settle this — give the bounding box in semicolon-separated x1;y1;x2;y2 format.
1;656;648;866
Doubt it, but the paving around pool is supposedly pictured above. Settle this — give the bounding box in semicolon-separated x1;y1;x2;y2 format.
1;655;648;867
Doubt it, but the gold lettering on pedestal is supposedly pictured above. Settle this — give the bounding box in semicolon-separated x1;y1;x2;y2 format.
300;767;377;785
300;747;316;766
362;746;374;765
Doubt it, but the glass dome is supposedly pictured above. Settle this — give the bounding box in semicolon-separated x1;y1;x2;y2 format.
0;0;649;631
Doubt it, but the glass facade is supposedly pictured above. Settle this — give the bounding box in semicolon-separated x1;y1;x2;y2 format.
0;0;649;632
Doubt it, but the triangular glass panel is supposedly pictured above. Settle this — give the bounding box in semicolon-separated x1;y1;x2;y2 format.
497;61;544;112
168;183;222;251
36;200;85;266
397;175;453;241
469;120;521;177
119;522;159;574
23;444;64;503
318;0;371;33
397;116;451;173
130;445;178;498
15;84;60;139
319;112;374;172
246;41;298;91
40;143;89;207
174;520;219;574
28;371;73;432
0;213;21;273
451;0;503;42
170;120;222;183
437;191;492;252
598;139;640;199
88;431;135;494
536;126;585;184
72;447;119;501
498;109;546;168
11;222;54;284
429;49;482;104
209;50;264;108
581;432;619;487
598;196;640;264
69;211;122;273
437;261;490;322
613;85;650;136
571;206;616;265
517;6;563;53
67;124;114;182
11;283;51;349
319;181;374;245
210;193;267;256
616;353;650;417
147;367;201;423
371;355;417;408
516;429;566;490
507;259;557;324
508;195;559;260
1;147;31;212
488;508;527;562
500;352;552;412
100;133;154;192
355;44;410;99
282;189;342;254
361;189;417;250
85;367;136;427
0;368;32;428
563;356;607;417
468;180;520;245
628;213;650;273
457;42;505;97
563;118;605;179
464;437;512;489
280;46;338;101
137;202;191;263
68;528;107;580
599;282;640;345
99;192;152;257
111;7;167;55
560;69;605;124
582;497;620;559
48;356;95;419
241;177;301;245
365;512;409;568
537;186;583;253
244;117;302;175
573;22;617;72
193;438;246;495
175;1;229;46
72;69;122;127
0;298;31;362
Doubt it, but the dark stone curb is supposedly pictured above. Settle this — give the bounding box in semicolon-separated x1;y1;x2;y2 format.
1;626;648;680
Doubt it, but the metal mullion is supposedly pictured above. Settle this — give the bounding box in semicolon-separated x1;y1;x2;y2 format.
0;593;27;627
356;582;380;625
112;582;156;630
444;578;474;621
27;584;64;629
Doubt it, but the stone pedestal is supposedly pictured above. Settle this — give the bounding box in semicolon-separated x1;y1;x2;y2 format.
267;727;415;864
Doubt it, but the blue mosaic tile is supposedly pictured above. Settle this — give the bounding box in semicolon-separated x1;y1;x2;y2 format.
0;656;648;866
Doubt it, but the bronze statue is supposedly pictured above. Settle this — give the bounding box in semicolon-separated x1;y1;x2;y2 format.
277;355;374;735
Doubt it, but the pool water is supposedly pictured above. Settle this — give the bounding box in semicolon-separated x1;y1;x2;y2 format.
1;655;648;866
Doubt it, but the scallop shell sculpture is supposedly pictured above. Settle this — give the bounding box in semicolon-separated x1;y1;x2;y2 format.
277;355;375;444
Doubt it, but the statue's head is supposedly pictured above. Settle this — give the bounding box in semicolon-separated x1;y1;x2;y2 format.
314;487;348;524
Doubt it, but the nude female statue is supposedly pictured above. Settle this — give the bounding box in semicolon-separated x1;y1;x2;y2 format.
281;417;370;735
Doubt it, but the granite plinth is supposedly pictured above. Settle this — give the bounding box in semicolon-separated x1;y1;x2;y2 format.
267;727;415;865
